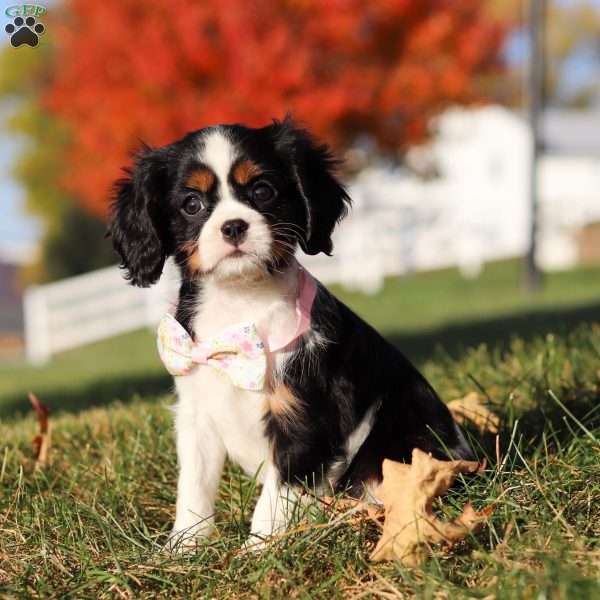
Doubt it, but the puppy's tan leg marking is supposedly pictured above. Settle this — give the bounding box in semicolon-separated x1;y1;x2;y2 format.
266;384;302;428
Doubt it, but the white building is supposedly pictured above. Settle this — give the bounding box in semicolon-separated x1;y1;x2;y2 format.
309;105;600;291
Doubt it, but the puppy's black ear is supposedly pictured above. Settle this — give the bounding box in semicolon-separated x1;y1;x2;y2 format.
271;116;351;255
110;146;174;287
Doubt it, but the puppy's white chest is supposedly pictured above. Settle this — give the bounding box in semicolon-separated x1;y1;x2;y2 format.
177;370;269;477
175;273;298;478
194;276;297;339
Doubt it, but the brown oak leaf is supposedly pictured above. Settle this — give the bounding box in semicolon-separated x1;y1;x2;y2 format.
447;392;500;434
371;448;488;565
29;392;51;469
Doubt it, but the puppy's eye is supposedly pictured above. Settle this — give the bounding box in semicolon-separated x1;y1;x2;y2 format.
251;182;276;204
182;194;205;216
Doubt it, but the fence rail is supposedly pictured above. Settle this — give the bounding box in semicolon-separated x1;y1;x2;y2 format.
23;263;180;364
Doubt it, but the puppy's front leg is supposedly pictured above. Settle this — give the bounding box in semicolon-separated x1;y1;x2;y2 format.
169;404;225;551
247;465;299;548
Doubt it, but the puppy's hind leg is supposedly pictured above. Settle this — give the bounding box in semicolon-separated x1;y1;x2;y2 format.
449;422;477;461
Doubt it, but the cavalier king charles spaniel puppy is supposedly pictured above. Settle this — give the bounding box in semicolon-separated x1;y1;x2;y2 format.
110;117;473;549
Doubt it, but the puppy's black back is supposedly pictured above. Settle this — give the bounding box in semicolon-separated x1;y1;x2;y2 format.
264;283;472;491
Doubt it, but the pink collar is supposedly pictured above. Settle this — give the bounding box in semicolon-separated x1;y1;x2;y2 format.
259;266;317;353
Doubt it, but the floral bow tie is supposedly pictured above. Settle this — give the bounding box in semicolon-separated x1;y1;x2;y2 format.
157;316;267;390
157;268;317;391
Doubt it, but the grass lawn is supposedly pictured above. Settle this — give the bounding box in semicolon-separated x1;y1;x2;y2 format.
1;259;600;597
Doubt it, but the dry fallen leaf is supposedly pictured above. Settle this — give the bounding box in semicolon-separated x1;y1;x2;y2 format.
371;448;488;565
447;392;500;434
29;392;51;469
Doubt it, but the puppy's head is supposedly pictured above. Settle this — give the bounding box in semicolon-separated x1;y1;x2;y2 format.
110;117;350;286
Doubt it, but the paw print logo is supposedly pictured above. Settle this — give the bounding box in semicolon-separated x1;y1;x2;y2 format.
5;16;45;48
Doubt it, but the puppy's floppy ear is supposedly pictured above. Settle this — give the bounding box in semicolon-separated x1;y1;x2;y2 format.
271;116;351;255
110;145;174;287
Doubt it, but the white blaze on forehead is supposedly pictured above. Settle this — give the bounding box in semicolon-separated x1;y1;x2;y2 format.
199;129;236;196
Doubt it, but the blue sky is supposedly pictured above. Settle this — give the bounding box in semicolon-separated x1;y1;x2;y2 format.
0;106;40;247
1;0;42;251
1;0;599;251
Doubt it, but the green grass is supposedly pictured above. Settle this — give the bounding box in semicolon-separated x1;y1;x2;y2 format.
0;328;164;417
338;259;600;336
1;260;600;597
1;325;599;598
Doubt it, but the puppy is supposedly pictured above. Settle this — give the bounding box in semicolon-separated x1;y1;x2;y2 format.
110;117;472;548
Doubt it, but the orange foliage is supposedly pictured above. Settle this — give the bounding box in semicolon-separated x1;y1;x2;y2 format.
45;0;505;218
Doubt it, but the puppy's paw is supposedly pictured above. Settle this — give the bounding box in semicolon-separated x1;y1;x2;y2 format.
164;523;211;554
164;533;195;554
241;533;272;555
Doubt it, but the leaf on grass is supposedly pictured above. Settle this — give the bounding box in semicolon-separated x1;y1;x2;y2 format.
447;392;500;434
29;392;51;469
371;448;488;566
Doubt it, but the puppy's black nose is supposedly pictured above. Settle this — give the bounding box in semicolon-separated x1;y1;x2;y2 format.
221;219;249;245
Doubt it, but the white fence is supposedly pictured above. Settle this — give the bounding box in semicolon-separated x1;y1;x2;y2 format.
22;176;600;364
22;199;598;365
23;263;181;364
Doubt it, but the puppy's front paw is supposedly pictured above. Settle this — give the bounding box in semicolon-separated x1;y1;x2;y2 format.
241;533;272;555
165;521;212;554
164;530;197;554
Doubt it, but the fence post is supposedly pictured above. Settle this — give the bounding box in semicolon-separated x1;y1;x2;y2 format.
24;286;51;365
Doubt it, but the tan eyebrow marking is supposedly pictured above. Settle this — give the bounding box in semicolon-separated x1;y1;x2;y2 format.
186;167;215;193
232;159;263;185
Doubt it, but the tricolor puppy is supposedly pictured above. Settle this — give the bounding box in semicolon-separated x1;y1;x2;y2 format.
110;118;473;549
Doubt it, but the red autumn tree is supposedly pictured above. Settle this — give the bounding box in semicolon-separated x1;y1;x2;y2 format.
45;0;505;219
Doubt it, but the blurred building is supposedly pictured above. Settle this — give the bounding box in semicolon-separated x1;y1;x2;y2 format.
316;105;600;291
542;109;600;156
542;108;600;265
0;243;31;359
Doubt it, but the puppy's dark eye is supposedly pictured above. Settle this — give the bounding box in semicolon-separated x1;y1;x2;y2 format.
182;194;205;216
251;182;276;204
